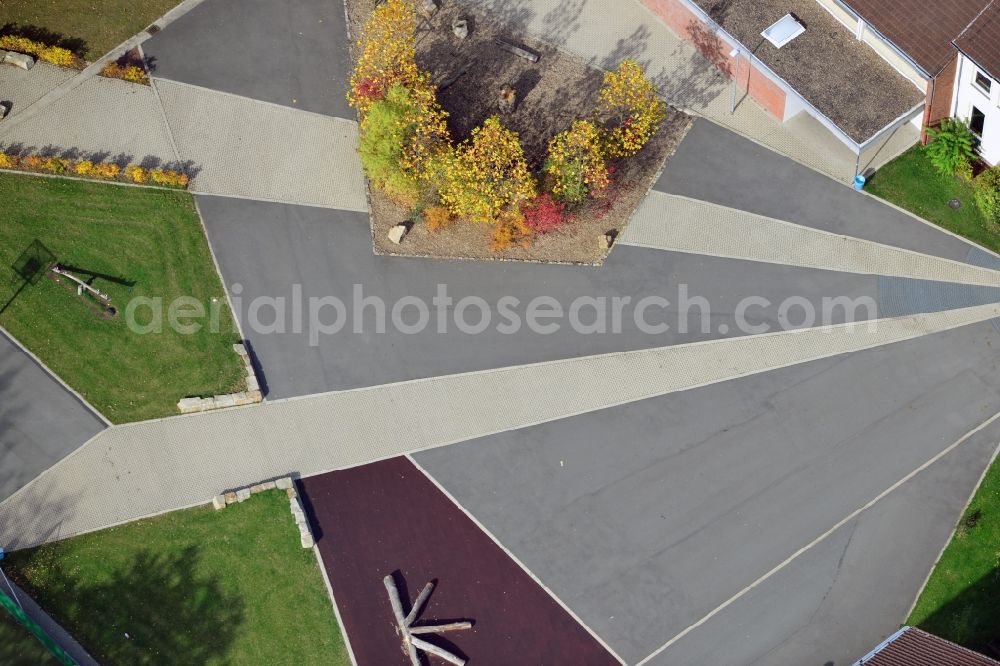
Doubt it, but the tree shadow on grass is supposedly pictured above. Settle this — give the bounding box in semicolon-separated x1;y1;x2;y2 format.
0;23;88;58
7;546;245;665
913;564;1000;658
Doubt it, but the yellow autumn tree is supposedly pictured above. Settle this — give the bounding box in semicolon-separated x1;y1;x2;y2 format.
348;0;419;115
598;59;666;158
544;119;610;203
440;116;537;224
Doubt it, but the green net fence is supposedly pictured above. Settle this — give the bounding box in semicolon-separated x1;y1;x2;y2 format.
0;585;76;665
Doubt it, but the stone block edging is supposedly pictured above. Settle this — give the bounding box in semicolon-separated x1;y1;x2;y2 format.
177;342;263;414
211;477;314;549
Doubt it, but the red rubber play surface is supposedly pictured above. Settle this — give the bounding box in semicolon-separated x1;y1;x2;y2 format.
299;456;618;665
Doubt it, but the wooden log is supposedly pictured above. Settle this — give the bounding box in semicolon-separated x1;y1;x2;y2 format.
496;39;539;63
404;581;435;627
383;575;407;626
410;621;473;634
438;60;474;91
411;636;467;666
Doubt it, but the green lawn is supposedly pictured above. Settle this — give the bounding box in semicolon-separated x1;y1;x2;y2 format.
908;458;1000;651
3;490;350;666
0;609;59;666
867;146;999;254
0;172;245;423
0;0;180;60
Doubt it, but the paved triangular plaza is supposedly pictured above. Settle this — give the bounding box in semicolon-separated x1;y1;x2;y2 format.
3;0;1000;664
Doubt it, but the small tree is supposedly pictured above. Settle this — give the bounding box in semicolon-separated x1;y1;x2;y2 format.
974;166;1000;224
544;120;610;203
924;118;976;177
358;85;422;204
348;0;419;115
358;82;451;205
441;116;537;224
598;59;666;158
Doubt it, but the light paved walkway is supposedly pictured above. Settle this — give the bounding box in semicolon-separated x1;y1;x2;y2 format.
2;303;998;549
460;0;914;181
0;63;75;121
621;193;1000;288
0;76;178;166
155;78;367;209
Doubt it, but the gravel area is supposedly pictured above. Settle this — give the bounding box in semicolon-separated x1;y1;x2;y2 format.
348;0;692;264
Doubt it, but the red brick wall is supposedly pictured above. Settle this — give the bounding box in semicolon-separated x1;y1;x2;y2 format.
639;0;787;120
922;52;958;142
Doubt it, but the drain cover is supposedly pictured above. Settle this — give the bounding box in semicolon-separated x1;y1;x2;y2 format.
949;198;962;209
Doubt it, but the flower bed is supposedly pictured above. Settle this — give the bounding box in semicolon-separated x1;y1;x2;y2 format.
99;48;150;85
347;0;690;264
0;34;83;68
0;152;189;189
100;61;149;84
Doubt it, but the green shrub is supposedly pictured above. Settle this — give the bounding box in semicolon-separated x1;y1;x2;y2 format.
974;166;1000;224
924;118;976;177
544;120;609;203
358;84;422;205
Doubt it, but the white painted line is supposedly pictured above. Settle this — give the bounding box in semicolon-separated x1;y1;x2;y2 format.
190;195;248;343
634;409;1000;666
407;455;629;666
149;76;358;123
0;325;111;426
903;438;1000;620
189;189;368;213
311;542;360;666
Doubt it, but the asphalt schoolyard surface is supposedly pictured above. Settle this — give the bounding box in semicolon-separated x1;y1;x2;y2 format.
143;0;353;118
414;320;1000;664
0;330;106;503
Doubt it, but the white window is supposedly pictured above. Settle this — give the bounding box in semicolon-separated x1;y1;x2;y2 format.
971;106;986;137
974;70;992;95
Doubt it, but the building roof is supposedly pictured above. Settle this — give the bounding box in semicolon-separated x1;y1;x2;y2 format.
841;0;991;75
856;627;1000;666
695;0;924;144
955;0;1000;81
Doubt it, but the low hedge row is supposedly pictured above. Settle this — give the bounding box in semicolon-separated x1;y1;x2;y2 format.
0;152;189;189
0;35;83;69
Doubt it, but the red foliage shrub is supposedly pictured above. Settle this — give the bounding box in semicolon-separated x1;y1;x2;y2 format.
353;77;385;106
522;194;569;234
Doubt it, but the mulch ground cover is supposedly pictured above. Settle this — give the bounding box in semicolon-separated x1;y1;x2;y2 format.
348;0;691;264
299;457;619;665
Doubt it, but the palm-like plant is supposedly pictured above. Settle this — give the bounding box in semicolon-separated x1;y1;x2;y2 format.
924;118;976;177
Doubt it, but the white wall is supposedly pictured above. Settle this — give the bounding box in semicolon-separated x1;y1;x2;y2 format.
952;54;1000;165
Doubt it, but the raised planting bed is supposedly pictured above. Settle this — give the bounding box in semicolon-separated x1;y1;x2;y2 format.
347;0;691;264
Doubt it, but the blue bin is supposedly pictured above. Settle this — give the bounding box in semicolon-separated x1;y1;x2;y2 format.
854;174;866;191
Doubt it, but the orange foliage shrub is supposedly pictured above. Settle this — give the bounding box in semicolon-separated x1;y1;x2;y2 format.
423;205;454;232
490;210;534;252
